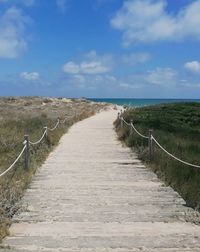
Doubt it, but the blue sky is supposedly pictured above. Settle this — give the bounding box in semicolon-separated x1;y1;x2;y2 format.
0;0;200;98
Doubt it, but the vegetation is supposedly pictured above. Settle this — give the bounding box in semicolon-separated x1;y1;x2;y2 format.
115;102;200;211
0;97;106;241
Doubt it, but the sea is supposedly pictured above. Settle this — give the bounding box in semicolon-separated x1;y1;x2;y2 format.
89;98;200;107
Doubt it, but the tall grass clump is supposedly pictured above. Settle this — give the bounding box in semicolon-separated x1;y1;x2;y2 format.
115;102;200;211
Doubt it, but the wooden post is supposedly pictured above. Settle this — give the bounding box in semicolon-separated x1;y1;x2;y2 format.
24;135;29;170
121;117;123;127
130;119;133;135
120;109;123;127
117;112;120;120
148;129;153;160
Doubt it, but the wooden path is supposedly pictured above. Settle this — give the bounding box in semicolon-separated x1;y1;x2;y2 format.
1;108;200;251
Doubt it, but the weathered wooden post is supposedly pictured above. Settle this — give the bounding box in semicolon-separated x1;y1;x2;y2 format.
120;117;123;128
120;109;123;127
24;135;29;170
130;119;133;135
117;112;120;120
148;129;154;160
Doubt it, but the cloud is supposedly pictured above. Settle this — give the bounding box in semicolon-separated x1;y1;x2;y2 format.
184;61;200;74
121;68;178;87
62;50;112;75
111;0;200;46
80;61;110;74
0;7;31;58
63;61;80;74
146;68;177;85
63;61;110;75
20;72;40;80
122;52;151;65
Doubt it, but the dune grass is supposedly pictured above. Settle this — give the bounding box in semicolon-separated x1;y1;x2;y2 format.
0;97;107;241
115;102;200;211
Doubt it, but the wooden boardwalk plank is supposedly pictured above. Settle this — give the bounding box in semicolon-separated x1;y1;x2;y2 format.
1;109;200;251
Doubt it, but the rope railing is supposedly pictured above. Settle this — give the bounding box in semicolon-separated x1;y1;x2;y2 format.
119;114;200;169
29;128;47;146
48;119;60;132
152;136;200;169
62;118;67;124
121;118;131;126
119;113;149;139
0;117;67;178
0;145;27;178
130;122;149;139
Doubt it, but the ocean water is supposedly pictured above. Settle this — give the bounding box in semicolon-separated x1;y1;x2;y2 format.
89;98;200;107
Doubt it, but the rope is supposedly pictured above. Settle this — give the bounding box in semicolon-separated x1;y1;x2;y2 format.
120;116;200;168
48;119;60;131
0;118;64;178
121;118;131;126
62;118;67;124
0;145;27;178
29;118;62;145
121;117;149;139
152;136;200;169
130;123;149;139
29;128;47;145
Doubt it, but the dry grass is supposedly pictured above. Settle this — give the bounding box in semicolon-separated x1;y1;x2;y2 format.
0;96;107;242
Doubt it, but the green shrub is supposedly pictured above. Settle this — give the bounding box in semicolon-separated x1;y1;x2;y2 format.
115;102;200;210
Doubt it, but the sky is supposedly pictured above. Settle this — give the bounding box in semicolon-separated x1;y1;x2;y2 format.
0;0;200;98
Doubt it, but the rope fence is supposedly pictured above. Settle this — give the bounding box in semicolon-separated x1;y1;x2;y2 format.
2;109;199;179
0;117;67;178
48;119;60;132
118;111;200;169
0;145;27;178
29;128;48;146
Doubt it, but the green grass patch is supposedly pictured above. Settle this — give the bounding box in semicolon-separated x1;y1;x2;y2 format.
115;102;200;211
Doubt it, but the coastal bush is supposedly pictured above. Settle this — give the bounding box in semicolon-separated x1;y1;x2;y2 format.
115;102;200;211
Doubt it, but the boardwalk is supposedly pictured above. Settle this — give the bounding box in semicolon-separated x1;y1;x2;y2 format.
1;108;200;251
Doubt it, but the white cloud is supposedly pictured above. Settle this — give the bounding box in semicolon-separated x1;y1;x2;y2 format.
122;52;151;65
147;68;177;85
80;61;109;74
121;68;177;87
62;50;112;75
63;60;110;75
184;61;200;74
63;61;80;74
0;7;30;58
20;72;40;81
111;0;200;46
